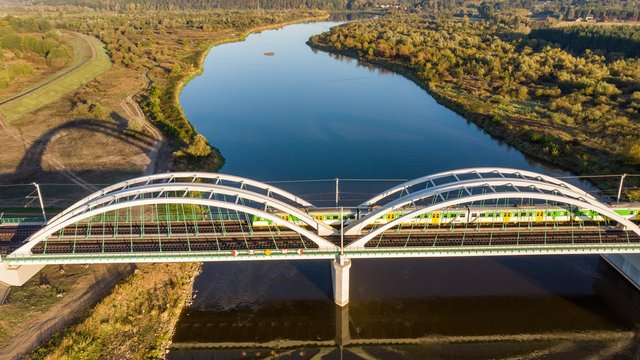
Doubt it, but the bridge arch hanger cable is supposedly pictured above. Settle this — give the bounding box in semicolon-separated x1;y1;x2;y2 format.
49;172;316;225
360;167;596;208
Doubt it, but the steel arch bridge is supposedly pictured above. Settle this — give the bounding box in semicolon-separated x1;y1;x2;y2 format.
344;167;640;247
2;168;640;306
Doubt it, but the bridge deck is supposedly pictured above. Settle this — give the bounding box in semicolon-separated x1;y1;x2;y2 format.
3;221;640;265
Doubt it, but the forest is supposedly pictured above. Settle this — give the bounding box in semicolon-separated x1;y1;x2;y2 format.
476;0;640;21
24;0;640;20
0;16;71;89
309;15;640;180
530;25;640;57
35;0;350;10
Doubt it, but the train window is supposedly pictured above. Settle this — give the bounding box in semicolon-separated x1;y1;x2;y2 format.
460;214;466;217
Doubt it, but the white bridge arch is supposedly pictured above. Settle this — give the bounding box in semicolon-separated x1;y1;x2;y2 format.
49;172;314;225
16;175;339;257
361;167;595;206
347;168;640;248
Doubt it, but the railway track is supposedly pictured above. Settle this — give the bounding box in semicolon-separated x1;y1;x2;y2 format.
30;236;311;254
0;225;41;242
363;230;640;248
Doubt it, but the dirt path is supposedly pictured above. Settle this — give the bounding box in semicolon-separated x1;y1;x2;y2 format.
0;264;135;360
120;69;164;175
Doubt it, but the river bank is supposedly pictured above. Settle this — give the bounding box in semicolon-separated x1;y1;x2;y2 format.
142;11;330;172
308;29;640;196
32;263;201;359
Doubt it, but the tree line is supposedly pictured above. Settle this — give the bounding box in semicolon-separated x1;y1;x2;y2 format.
28;0;640;20
36;0;349;10
476;0;640;21
530;26;640;57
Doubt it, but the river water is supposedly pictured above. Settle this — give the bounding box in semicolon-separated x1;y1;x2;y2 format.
172;21;640;359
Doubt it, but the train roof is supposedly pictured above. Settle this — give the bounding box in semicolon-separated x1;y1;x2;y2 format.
608;202;640;209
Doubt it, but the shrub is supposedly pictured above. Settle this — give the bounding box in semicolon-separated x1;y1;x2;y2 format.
184;134;212;157
8;63;33;77
46;45;71;67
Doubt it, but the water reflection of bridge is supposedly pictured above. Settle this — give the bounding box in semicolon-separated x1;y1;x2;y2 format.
169;297;637;359
169;258;640;358
2;168;640;306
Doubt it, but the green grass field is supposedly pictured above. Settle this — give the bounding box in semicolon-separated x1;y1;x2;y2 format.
0;32;112;123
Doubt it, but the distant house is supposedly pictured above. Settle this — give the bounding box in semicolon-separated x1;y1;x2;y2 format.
376;4;402;9
585;16;596;22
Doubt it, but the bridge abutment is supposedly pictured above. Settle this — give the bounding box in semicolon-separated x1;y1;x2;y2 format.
331;255;351;307
0;263;45;287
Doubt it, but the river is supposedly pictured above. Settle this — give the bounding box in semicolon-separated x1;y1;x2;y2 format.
172;20;640;359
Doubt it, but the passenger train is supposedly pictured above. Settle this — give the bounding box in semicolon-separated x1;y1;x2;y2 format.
252;203;640;227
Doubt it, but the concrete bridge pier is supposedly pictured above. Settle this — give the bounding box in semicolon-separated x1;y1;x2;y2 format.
331;255;351;307
602;254;640;290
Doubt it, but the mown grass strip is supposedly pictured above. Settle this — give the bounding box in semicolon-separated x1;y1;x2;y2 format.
0;33;111;123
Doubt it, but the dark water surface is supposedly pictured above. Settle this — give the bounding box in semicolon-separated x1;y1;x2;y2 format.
173;21;640;358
